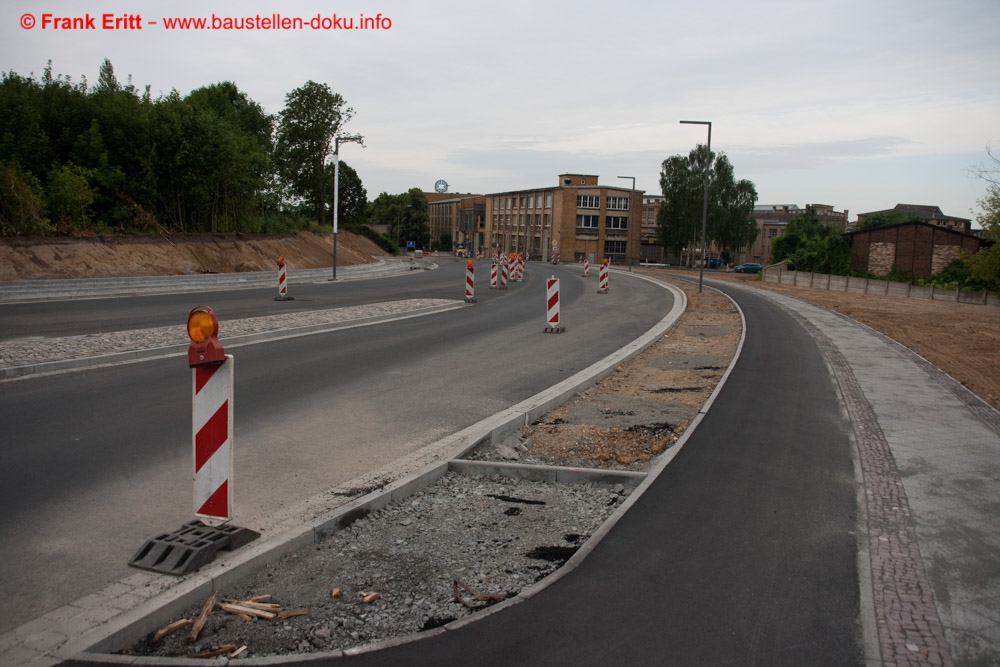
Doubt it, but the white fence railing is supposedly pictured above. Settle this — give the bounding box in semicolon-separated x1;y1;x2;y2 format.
761;265;1000;307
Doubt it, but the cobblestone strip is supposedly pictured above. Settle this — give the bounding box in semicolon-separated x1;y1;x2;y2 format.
0;299;457;369
792;311;954;667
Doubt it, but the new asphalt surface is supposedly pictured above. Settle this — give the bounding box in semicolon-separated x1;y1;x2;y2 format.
307;276;1000;666
11;267;1000;666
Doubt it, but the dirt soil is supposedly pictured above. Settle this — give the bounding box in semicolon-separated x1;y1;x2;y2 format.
697;270;1000;412
0;231;388;281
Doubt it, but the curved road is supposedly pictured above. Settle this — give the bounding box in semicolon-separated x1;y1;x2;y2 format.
0;262;674;633
337;278;865;665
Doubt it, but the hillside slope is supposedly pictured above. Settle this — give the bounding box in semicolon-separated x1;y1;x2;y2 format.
0;231;388;281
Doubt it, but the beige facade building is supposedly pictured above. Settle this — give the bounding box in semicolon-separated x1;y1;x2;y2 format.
425;193;486;252
484;174;643;264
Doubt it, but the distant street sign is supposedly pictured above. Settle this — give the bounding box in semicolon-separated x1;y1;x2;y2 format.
407;241;416;249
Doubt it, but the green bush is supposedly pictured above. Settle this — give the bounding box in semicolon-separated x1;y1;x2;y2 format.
342;222;398;254
0;161;51;235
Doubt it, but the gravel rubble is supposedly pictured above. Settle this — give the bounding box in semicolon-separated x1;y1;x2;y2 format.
127;471;634;659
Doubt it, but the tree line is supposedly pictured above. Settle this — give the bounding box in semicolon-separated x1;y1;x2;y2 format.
656;142;998;291
0;59;371;238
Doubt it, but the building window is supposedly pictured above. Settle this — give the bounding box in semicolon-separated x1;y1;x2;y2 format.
577;194;600;209
576;214;599;230
607;196;629;211
605;240;626;254
769;229;778;237
506;197;512;209
606;216;628;231
528;195;534;209
519;214;525;227
544;214;551;227
545;193;552;208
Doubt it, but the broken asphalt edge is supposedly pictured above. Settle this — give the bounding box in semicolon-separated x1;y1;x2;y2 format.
59;276;744;664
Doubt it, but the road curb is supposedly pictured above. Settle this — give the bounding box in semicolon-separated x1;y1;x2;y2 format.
56;276;751;664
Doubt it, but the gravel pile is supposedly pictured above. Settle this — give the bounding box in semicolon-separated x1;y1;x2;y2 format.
128;471;634;659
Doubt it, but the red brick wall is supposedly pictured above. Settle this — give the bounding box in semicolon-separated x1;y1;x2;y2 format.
851;223;983;278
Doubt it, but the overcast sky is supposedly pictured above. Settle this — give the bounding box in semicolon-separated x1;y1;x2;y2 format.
4;0;998;223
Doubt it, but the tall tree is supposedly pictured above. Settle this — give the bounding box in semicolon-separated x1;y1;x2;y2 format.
325;160;367;227
274;81;353;226
657;144;758;265
967;147;1000;290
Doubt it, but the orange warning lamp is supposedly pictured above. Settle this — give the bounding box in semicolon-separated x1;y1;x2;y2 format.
187;305;226;368
467;259;474;268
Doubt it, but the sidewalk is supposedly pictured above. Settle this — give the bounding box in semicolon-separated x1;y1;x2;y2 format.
737;283;1000;666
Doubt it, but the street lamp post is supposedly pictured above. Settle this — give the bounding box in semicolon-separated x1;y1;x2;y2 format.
332;134;364;281
679;120;712;293
618;176;635;272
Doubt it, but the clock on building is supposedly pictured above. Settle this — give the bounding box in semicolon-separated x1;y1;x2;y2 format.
434;179;449;193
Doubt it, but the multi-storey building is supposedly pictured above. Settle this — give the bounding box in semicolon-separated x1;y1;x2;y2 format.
425;193;486;252
484;174;643;264
747;203;849;265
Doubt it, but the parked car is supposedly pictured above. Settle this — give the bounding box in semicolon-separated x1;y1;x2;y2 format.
733;263;763;274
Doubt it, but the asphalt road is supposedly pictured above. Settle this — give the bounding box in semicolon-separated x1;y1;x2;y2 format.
0;262;674;633
337;279;864;666
0;261;478;341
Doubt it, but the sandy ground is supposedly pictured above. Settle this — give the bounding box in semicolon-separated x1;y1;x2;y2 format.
669;269;1000;412
0;231;387;280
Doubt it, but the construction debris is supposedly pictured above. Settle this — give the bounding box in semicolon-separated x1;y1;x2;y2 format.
452;579;512;610
218;602;276;620
359;591;381;604
153;618;192;642
185;644;238;659
186;591;216;643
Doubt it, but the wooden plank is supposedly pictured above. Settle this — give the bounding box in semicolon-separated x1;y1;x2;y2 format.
186;591;217;643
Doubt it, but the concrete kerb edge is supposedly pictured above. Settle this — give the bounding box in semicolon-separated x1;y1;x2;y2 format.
68;276;688;661
464;279;743;618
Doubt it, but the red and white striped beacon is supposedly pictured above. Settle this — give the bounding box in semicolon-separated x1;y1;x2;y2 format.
465;259;476;303
187;306;234;522
544;275;565;333
598;259;609;294
275;255;293;301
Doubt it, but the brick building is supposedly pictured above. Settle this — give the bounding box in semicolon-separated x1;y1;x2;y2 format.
640;194;668;263
426;193;486;252
484;174;643;264
748;204;849;265
856;204;971;234
848;221;984;278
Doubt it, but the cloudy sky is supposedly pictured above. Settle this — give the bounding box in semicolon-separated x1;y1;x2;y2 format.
4;0;998;223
